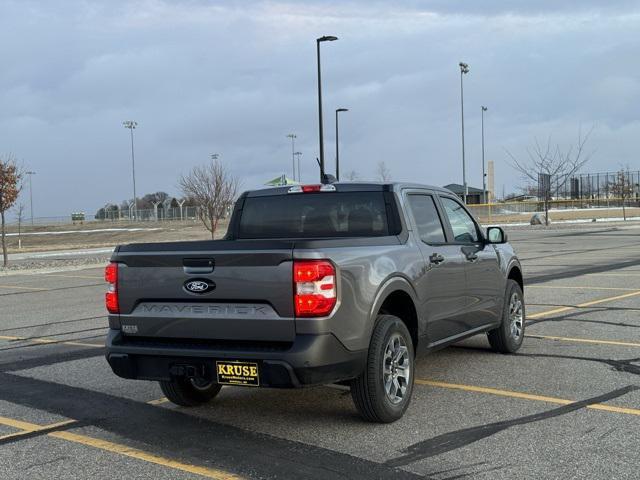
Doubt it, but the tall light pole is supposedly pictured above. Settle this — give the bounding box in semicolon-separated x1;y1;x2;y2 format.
335;108;348;181
294;151;303;182
211;153;219;161
316;35;338;182
459;62;469;203
286;134;297;180
25;171;36;225
481;106;488;204
123;120;138;219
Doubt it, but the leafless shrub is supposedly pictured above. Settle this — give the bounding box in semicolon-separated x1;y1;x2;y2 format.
376;161;391;182
506;127;594;226
178;159;239;239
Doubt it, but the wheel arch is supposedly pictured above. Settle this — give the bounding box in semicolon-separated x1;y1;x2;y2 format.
370;277;420;351
507;264;524;291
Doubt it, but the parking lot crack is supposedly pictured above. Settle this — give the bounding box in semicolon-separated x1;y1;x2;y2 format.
518;352;640;376
385;385;638;467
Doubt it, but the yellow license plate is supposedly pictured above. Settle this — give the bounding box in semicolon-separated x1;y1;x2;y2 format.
215;360;260;387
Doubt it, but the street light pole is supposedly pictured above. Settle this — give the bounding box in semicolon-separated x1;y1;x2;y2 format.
459;62;469;203
25;171;36;225
481;106;488;204
294;151;302;182
335;108;348;181
316;35;338;183
286;134;297;180
123;120;138;219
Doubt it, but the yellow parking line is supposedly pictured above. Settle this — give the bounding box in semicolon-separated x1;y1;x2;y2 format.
147;397;170;405
0;416;76;435
0;284;46;291
0;415;50;432
415;379;640;416
526;334;640;348
50;431;242;479
527;289;640;319
585;273;640;277
0;334;103;349
527;285;638;291
527;306;574;318
0;414;241;479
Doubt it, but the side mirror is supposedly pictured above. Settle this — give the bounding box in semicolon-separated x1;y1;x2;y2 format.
486;226;507;244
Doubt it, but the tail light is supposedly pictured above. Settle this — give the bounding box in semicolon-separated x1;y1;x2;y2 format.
104;262;119;314
293;260;337;317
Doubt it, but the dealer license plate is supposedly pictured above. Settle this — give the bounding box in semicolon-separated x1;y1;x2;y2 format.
215;360;260;387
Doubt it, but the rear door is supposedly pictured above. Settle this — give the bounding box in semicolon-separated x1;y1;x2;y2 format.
438;195;503;329
404;192;469;343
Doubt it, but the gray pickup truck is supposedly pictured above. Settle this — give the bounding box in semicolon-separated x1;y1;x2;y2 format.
105;182;524;422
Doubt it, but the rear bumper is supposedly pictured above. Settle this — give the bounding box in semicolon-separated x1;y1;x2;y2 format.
105;329;366;387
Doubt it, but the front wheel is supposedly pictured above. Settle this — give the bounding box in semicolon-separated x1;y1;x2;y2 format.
488;280;525;353
350;314;415;423
159;377;222;407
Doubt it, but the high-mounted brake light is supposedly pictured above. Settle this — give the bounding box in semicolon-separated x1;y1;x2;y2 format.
293;260;337;317
104;262;119;314
288;184;336;194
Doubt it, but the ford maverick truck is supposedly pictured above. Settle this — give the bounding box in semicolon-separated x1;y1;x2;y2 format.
105;182;524;422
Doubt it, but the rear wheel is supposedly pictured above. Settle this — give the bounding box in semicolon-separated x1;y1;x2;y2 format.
159;377;222;407
350;314;415;423
488;279;525;353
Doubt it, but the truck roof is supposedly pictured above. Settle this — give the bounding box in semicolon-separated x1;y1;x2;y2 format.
244;182;452;197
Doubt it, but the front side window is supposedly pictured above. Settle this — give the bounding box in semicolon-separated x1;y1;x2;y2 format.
406;194;446;244
441;197;479;243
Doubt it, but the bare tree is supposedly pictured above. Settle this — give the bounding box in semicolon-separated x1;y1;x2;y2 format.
178;159;239;239
376;161;391;182
608;167;634;221
506;128;593;226
0;154;23;266
345;170;359;181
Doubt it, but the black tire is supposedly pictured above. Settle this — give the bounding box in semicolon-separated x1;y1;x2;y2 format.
159;378;222;407
488;279;525;354
350;314;415;423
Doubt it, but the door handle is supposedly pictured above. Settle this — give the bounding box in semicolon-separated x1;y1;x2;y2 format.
183;258;215;274
429;253;445;265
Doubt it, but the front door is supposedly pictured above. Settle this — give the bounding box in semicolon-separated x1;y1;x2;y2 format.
404;193;469;343
439;196;503;329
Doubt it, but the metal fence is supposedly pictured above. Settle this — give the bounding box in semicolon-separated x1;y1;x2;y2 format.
533;170;640;201
6;207;202;227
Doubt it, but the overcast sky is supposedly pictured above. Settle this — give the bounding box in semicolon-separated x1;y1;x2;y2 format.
1;0;639;217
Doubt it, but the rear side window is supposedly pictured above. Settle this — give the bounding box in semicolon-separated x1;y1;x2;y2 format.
406;194;446;244
238;192;391;238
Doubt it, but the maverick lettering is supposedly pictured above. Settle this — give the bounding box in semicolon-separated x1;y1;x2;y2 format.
141;304;269;316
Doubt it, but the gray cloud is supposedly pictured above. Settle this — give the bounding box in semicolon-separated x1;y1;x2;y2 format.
1;0;639;216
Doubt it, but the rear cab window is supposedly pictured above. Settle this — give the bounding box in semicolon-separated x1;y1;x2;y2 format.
237;191;394;239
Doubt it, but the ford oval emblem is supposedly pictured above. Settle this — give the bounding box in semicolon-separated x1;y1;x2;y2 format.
184;279;215;294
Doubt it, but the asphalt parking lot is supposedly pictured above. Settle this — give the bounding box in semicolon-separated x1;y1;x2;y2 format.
1;225;639;479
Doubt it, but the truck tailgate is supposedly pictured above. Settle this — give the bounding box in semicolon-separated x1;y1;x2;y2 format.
111;240;295;342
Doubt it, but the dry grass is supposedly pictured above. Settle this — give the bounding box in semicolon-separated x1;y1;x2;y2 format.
4;221;227;254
